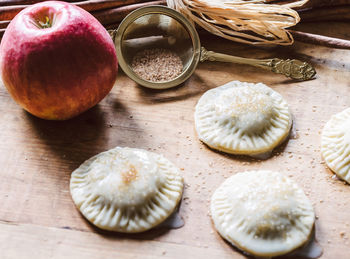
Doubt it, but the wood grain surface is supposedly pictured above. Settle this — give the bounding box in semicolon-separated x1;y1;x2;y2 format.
0;21;350;259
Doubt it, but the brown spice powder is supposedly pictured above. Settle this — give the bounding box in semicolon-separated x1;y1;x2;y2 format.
131;48;183;83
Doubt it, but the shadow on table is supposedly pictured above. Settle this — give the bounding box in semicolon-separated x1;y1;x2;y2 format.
25;94;147;173
135;73;216;104
25;104;110;171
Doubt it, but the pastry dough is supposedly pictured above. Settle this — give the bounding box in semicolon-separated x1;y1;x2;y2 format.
194;81;292;156
211;170;315;257
70;147;184;233
321;107;350;183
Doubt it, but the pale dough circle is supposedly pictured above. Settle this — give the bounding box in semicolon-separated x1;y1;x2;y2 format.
70;147;184;233
210;170;315;257
321;107;350;184
194;81;292;156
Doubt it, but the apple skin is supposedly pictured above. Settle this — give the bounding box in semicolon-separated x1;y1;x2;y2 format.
0;1;118;120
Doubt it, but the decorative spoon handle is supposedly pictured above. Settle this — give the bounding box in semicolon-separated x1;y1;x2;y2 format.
200;47;316;81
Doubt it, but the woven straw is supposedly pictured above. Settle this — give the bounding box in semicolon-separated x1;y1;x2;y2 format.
167;0;308;45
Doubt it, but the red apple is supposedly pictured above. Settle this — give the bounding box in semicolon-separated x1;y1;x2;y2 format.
0;1;118;120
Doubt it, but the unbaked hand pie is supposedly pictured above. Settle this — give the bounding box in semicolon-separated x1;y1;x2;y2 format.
211;170;315;257
321;107;350;184
70;147;184;233
194;81;292;156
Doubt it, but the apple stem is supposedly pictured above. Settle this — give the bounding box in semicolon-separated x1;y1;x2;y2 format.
38;16;51;29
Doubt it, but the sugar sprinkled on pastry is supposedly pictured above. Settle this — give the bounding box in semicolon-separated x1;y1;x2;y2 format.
321;107;350;184
210;170;315;257
194;81;292;156
70;147;184;233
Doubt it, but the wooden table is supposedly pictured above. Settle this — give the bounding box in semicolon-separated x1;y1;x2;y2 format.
0;21;350;259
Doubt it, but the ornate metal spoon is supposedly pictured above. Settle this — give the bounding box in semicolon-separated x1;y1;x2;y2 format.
200;47;316;81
